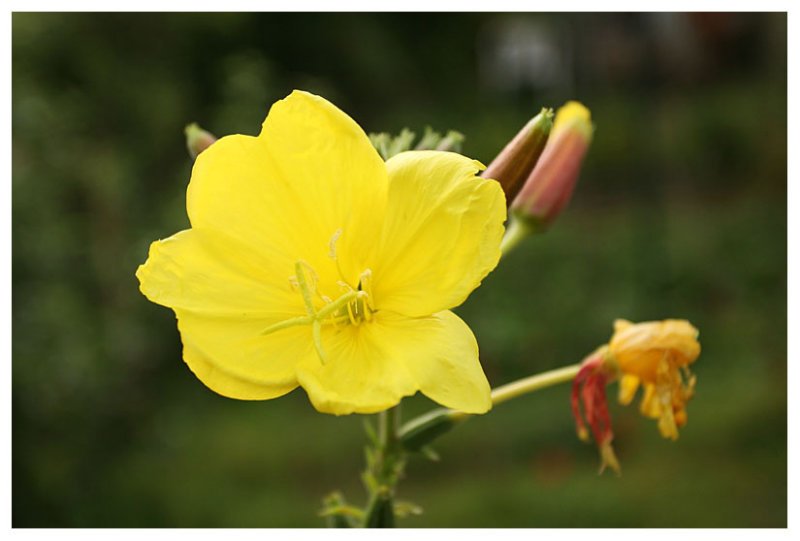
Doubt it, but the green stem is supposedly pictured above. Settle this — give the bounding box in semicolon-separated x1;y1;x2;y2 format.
362;404;403;527
379;404;400;450
360;365;584;525
500;216;533;257
491;363;581;406
406;363;583;439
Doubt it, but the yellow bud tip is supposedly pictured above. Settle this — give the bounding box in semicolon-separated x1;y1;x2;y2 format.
552;101;593;142
577;427;590;442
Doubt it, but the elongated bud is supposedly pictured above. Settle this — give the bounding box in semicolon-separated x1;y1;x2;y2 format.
185;123;217;159
482;108;553;205
510;101;593;232
398;408;464;452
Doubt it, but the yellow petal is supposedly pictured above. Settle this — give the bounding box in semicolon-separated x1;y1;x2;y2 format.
175;309;313;400
187;90;387;295
609;319;700;382
294;310;491;415
613;318;634;333
657;408;679;440
294;317;418;415
136;228;299;316
617;374;640;406
639;383;661;419
182;341;297;400
370;151;506;316
393;310;492;414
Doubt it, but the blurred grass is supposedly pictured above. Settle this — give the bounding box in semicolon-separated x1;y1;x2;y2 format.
12;12;786;527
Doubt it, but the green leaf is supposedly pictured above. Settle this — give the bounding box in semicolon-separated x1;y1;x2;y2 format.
399;408;462;452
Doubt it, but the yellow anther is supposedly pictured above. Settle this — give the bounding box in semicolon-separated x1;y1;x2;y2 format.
337;280;353;293
346;300;358;326
358;269;376;314
328;229;343;260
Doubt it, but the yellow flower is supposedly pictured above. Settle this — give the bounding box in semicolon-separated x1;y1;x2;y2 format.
136;90;506;415
609;319;701;440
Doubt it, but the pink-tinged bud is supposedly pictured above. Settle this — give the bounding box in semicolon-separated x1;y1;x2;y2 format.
481;108;553;205
184;123;218;160
509;101;593;232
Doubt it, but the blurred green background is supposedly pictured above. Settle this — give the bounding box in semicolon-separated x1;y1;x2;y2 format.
12;12;786;527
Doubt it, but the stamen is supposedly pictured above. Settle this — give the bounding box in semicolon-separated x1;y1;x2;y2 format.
337;280;353;293
359;270;375;312
655;354;679;440
263;259;376;365
328;229;343;260
295;260;318;316
357;291;372;322
346;300;358;326
328;229;350;283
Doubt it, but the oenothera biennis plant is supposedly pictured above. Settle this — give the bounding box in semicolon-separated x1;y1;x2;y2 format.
137;90;701;527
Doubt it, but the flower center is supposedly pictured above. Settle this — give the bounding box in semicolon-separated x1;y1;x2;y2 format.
260;260;375;365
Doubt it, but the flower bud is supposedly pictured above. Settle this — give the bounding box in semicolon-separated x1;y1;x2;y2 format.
481;108;553;205
184;122;218;160
398;407;464;453
509;101;593;232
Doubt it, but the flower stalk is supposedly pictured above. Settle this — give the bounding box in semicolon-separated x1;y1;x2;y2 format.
499;217;534;258
490;363;582;407
361;405;405;527
400;363;582;451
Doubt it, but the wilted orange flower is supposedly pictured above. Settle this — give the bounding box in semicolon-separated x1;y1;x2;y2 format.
572;318;701;473
610;319;700;440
